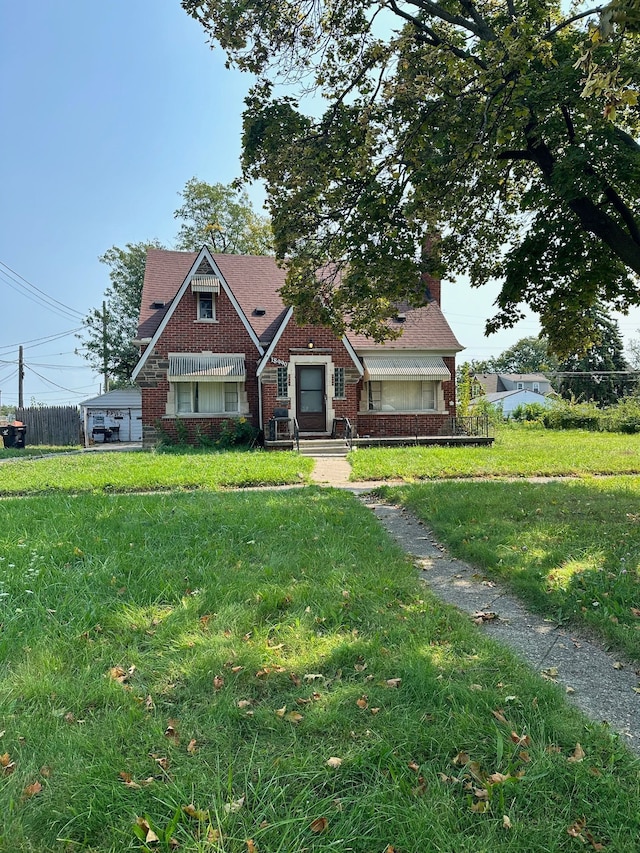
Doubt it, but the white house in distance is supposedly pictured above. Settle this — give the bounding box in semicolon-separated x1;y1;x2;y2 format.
471;372;556;418
80;387;142;446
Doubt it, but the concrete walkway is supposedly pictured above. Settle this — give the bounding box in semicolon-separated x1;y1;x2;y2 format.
309;454;640;755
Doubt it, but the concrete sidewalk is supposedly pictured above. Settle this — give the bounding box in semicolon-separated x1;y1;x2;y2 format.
309;454;640;754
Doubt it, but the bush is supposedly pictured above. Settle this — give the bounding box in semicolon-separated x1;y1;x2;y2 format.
543;399;602;431
511;402;548;423
215;417;258;448
601;397;640;433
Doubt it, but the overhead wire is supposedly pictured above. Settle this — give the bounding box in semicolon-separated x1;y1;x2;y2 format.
0;259;85;321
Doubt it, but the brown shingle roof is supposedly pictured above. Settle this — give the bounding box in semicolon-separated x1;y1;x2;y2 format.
137;249;463;352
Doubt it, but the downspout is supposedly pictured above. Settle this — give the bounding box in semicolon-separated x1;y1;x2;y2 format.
258;368;263;432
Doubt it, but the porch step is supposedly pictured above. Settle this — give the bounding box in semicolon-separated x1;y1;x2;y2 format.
297;439;351;457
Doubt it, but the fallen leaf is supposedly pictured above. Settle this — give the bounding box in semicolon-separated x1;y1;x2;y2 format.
566;686;576;694
22;781;42;799
510;731;531;747
224;795;245;814
213;675;224;690
356;696;368;709
630;607;640;618
519;750;531;762
470;799;489;813
546;744;562;754
187;739;197;755
237;700;253;709
303;673;324;682
145;695;155;712
469;684;483;691
119;771;141;789
246;841;257;853
386;678;402;688
568;743;585;763
285;711;303;724
408;761;420;773
612;661;624;670
136;817;159;845
370;707;380;714
567;817;586;839
383;847;396;853
452;751;470;766
310;817;328;833
183;804;209;820
289;672;301;686
231;665;244;674
207;827;220;843
474;787;489;800
326;757;343;768
472;610;497;624
541;666;559;680
492;709;508;724
275;706;286;718
487;772;510;784
502;815;512;829
164;721;180;744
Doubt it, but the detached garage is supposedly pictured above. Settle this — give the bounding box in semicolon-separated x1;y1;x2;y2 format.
80;388;142;445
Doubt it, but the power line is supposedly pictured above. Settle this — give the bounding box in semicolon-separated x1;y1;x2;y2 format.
0;259;85;320
0;327;83;352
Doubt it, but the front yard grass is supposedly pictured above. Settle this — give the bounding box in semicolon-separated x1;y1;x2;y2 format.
0;445;81;461
348;426;640;480
1;489;639;851
382;476;640;662
0;449;313;495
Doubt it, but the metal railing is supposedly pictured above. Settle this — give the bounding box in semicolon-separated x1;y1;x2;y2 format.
293;417;299;452
439;414;491;438
344;417;353;450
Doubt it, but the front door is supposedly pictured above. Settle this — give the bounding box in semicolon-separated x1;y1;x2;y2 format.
296;365;326;432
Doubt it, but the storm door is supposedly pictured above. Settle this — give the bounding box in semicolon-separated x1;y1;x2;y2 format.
296;365;326;432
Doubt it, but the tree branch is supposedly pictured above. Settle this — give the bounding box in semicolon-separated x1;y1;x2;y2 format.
547;6;605;38
388;0;496;40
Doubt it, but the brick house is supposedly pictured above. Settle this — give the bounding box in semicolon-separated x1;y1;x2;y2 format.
131;246;463;447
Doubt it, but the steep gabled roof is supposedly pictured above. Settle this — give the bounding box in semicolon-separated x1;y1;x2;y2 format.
137;249;288;341
136;249;463;353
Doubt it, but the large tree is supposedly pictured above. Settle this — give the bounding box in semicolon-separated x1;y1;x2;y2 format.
174;178;273;254
80;180;272;384
556;306;629;404
489;336;559;373
183;0;640;355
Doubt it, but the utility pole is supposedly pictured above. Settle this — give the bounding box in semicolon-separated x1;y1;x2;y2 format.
18;345;24;408
102;301;109;394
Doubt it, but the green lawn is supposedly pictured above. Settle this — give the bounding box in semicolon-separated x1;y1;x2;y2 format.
1;489;639;851
382;476;640;662
349;426;640;480
0;449;313;495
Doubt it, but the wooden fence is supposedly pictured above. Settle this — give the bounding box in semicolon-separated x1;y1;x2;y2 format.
16;406;81;446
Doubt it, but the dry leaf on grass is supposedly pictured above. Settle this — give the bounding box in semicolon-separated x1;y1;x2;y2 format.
386;678;402;688
452;751;470;766
472;610;498;624
310;817;329;833
183;804;209;820
135;817;159;845
213;675;224;690
568;743;586;763
356;696;368;709
224;796;245;814
1;753;16;776
326;757;343;768
187;739;197;755
502;815;512;829
246;840;257;853
22;781;42;799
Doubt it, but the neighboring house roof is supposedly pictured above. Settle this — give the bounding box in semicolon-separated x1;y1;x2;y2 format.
80;388;141;408
137;248;463;355
481;390;548;403
473;372;551;393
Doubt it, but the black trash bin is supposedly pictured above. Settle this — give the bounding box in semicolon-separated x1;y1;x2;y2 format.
0;424;27;448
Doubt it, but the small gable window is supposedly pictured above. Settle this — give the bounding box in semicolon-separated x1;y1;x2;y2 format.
198;292;215;320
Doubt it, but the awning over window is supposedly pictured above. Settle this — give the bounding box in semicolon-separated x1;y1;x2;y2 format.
363;355;451;381
191;275;220;293
168;354;245;382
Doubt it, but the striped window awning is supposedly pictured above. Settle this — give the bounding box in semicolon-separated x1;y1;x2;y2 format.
191;275;220;293
363;356;451;381
168;354;245;382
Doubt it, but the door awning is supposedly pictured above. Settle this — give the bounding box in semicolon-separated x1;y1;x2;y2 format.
190;275;220;293
168;354;246;382
363;355;451;381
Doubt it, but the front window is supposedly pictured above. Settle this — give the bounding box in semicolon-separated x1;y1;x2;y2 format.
176;382;239;414
367;380;436;412
198;292;215;320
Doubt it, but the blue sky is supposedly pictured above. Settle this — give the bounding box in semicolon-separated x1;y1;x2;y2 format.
0;1;636;407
